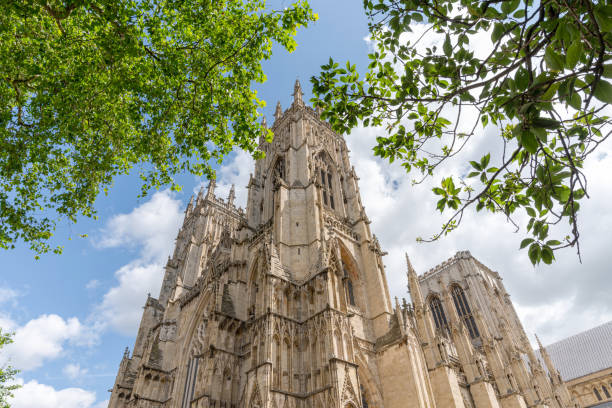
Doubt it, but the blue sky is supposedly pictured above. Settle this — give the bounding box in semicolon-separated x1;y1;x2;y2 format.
1;1;612;407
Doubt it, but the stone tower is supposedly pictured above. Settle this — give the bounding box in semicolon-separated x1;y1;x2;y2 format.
108;82;576;408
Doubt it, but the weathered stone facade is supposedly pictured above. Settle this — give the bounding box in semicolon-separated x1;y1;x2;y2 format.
108;81;579;408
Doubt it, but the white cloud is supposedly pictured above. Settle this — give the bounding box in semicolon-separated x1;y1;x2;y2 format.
96;262;164;335
0;314;97;371
194;149;255;209
95;190;183;262
93;190;184;336
0;287;19;305
85;280;100;290
63;363;88;380
9;378;103;408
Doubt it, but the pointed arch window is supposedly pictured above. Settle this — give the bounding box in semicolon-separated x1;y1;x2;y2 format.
595;388;602;401
315;153;335;209
273;157;285;181
451;285;480;339
342;261;356;306
360;384;369;408
603;385;611;399
181;357;199;408
429;296;448;331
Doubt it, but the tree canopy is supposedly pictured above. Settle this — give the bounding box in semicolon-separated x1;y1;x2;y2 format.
312;0;612;264
0;0;316;255
0;330;18;408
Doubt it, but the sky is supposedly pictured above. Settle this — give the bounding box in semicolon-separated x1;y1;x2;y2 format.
1;1;611;407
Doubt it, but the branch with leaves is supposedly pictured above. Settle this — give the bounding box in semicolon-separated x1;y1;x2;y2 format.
0;0;317;255
0;329;19;408
312;0;612;265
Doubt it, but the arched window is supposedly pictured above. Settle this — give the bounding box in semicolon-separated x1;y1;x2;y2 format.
603;385;611;399
429;296;448;331
315;152;335;209
595;388;602;401
451;285;480;339
342;260;356;307
273;157;285;181
361;384;369;408
181;357;199;408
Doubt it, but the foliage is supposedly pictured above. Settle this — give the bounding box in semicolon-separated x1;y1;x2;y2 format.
0;330;19;408
312;0;612;264
0;0;316;255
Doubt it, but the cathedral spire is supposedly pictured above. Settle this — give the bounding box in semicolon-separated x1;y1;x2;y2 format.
406;254;424;309
186;194;194;215
536;334;561;383
274;101;282;122
206;177;216;199
228;184;236;206
293;78;304;106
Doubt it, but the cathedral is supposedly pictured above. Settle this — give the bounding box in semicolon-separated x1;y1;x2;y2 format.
107;81;582;408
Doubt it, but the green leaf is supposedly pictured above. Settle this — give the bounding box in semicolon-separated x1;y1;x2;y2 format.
593;80;612;104
541;246;554;264
520;238;534;249
566;42;582;69
544;47;564;71
443;34;452;57
501;0;520;14
492;23;505;43
519;130;539;154
528;243;541;265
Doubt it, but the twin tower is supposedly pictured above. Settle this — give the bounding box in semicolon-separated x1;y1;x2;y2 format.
108;81;576;408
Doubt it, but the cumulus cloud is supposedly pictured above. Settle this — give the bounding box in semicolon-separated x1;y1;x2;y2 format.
97;262;165;335
9;378;103;408
93;190;183;336
63;363;89;380
193;149;255;209
95;190;183;262
0;314;97;371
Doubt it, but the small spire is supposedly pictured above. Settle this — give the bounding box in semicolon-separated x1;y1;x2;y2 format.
274;101;282;122
293;79;304;105
228;184;236;206
206;177;216;198
123;347;130;358
186;194;194;214
261;115;267;128
406;253;424;308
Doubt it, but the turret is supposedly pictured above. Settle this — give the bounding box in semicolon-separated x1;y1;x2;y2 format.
406;254;424;310
186;194;194;215
293;79;304;106
274;101;282;122
536;334;562;385
206;178;216;199
228;184;236;207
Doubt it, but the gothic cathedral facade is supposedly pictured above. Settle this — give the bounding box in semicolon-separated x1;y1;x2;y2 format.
108;82;578;408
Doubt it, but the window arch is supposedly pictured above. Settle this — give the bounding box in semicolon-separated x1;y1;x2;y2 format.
273;156;285;181
429;296;448;331
595;388;602;401
603;385;611;399
315;152;335;209
343;261;356;306
451;285;480;339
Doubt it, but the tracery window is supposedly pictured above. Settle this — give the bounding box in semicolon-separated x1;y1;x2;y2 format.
451;285;480;339
360;385;369;408
274;157;285;181
315;153;335;209
429;296;448;331
342;262;356;306
181;357;199;408
595;388;602;401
